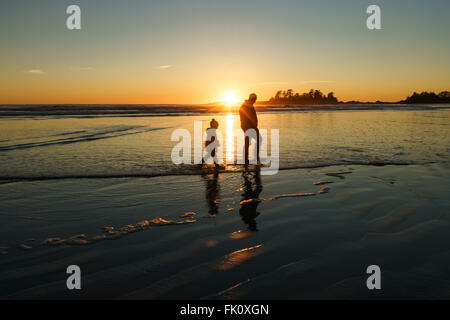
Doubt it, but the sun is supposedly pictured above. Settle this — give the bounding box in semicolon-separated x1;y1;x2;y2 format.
223;91;238;107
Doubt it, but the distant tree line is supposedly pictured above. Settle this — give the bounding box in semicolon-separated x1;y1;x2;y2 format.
268;89;339;105
265;89;450;105
402;91;450;104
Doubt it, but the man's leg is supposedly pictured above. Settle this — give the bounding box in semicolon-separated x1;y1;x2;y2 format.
244;135;250;165
256;128;260;163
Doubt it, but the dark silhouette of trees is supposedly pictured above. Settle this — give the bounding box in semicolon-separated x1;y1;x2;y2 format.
402;91;450;103
274;90;282;101
268;89;339;105
327;92;337;102
267;89;450;105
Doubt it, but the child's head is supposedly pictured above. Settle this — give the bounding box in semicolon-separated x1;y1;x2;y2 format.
210;118;218;129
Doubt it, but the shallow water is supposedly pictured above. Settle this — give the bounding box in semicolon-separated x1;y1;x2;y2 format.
0;107;449;180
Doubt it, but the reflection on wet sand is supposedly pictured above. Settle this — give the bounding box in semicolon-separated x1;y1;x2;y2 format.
218;244;263;270
202;170;220;216
240;167;263;231
202;165;263;231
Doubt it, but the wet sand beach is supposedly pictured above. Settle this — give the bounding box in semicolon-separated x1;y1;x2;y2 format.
1;163;449;299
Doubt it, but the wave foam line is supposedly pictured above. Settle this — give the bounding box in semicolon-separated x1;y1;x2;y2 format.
0;161;433;183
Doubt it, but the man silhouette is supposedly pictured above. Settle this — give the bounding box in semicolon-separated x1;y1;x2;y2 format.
239;93;260;164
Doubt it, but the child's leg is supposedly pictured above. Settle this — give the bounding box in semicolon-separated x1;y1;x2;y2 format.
203;141;210;164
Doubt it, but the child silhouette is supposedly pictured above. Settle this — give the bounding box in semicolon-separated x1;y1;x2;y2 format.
203;118;220;168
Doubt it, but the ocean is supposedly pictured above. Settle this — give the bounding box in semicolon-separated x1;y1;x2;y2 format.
0;104;449;180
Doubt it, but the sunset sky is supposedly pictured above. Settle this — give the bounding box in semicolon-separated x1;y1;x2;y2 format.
1;0;450;104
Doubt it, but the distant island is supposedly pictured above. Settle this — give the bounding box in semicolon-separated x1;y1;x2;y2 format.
265;89;339;105
259;89;450;105
400;91;450;104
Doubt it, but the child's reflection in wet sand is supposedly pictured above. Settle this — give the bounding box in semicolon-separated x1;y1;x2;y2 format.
202;170;220;216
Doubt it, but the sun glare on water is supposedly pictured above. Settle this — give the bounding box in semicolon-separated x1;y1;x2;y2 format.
223;92;238;107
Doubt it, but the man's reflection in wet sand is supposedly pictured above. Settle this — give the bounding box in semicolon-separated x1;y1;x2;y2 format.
202;170;220;216
240;166;263;231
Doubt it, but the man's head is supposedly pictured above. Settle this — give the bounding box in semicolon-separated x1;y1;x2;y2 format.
248;93;257;104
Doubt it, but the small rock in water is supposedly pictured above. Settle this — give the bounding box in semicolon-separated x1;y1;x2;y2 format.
103;227;114;232
314;181;333;186
227;207;235;211
19;244;32;250
180;212;196;218
26;238;36;242
0;246;9;254
318;187;330;194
